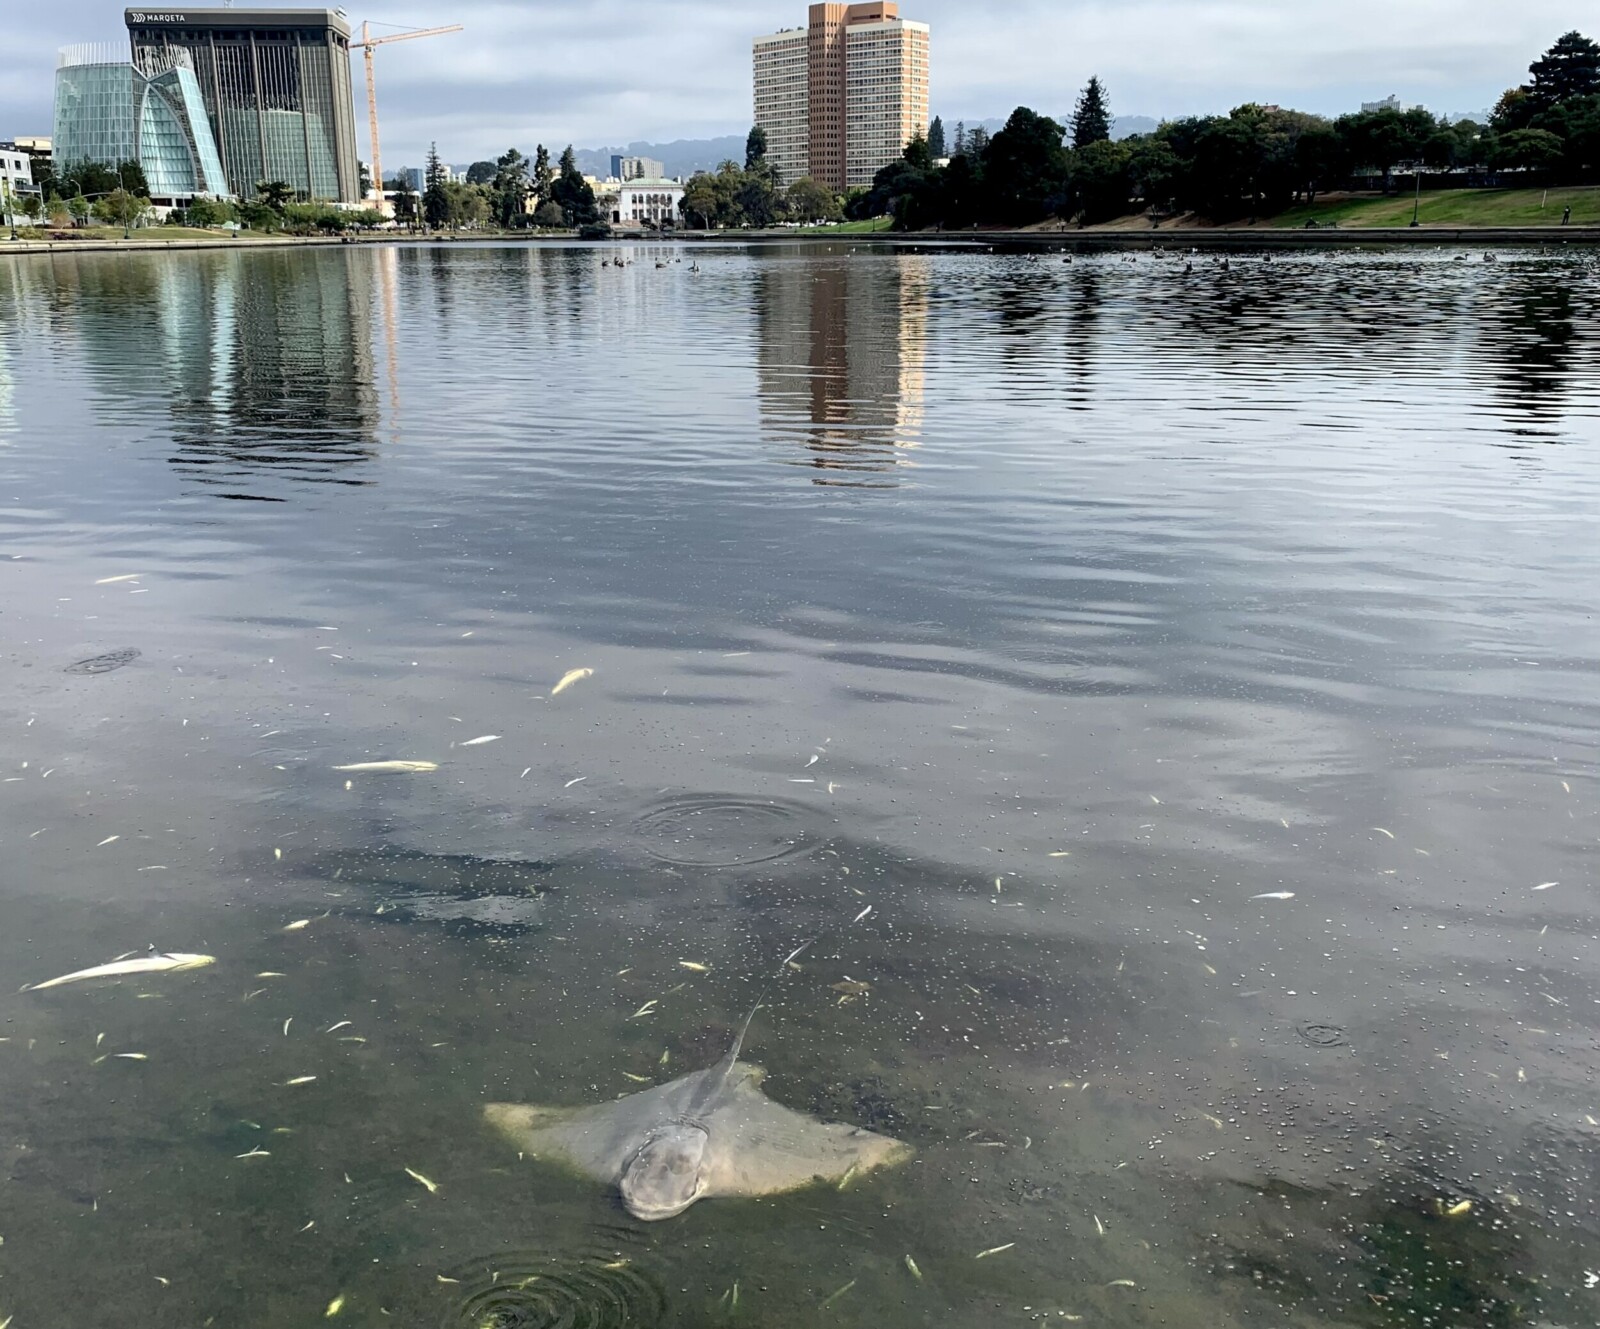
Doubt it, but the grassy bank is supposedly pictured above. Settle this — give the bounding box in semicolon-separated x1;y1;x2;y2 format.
1264;186;1600;229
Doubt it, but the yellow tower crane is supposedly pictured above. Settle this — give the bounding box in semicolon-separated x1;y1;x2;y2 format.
352;21;465;205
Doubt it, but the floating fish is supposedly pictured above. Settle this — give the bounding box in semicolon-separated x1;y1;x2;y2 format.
325;1293;346;1318
95;574;142;585
1250;892;1296;901
332;761;438;773
551;667;594;696
26;949;215;991
975;1243;1015;1259
1533;882;1558;891
458;735;500;747
404;1167;440;1195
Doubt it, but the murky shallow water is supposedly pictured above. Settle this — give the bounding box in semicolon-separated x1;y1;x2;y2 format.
2;241;1599;1327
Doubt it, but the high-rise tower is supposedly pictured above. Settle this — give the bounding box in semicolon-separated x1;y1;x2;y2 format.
124;8;361;203
753;3;928;194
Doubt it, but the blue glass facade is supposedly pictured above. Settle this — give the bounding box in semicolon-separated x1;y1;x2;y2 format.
54;47;233;201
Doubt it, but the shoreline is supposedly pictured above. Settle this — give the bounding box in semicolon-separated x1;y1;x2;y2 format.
4;224;1598;258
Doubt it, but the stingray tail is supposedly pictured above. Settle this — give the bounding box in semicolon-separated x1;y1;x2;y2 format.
722;906;874;1074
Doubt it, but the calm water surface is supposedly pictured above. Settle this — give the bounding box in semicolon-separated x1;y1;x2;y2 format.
1;242;1599;1328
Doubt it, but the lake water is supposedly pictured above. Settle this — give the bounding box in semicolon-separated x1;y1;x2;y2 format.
1;241;1598;1328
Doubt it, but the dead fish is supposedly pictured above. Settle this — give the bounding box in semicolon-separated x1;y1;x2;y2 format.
283;1076;318;1086
26;948;216;991
678;962;709;973
1250;892;1296;901
404;1167;441;1195
95;574;142;584
332;761;438;773
975;1243;1015;1259
551;667;594;696
1533;882;1558;891
325;1293;346;1317
458;735;500;747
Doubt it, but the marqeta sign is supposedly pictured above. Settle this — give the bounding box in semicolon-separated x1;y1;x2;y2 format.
128;12;189;22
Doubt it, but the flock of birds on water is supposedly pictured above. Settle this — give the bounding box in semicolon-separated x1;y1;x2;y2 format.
599;246;1514;278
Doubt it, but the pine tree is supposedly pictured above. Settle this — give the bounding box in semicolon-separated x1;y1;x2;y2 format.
551;145;598;225
927;116;946;158
745;125;769;172
953;121;966;156
422;142;450;228
1071;77;1113;149
1527;31;1600;110
532;145;554;205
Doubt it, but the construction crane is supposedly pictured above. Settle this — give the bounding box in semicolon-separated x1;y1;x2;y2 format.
352;21;464;204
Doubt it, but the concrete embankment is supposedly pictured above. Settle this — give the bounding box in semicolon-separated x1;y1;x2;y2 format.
4;226;1598;259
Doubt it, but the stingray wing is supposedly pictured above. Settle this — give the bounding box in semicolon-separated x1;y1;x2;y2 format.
700;1069;911;1198
484;1072;709;1185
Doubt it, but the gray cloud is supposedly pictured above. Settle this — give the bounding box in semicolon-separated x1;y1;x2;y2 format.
1;0;1581;166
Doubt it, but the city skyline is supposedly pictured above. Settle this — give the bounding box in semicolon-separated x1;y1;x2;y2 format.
0;1;1585;171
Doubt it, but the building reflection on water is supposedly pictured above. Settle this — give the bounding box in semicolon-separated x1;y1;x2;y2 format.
159;252;379;499
24;251;380;501
756;254;929;485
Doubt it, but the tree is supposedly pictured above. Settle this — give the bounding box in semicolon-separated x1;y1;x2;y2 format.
966;126;991;156
745;125;769;173
466;160;497;185
1493;127;1565;170
1071;77;1113;149
1527;31;1600;111
928;116;946;158
185;196;232;227
551;145;599;225
1294;124;1347;202
21;193;44;222
67;194;91;227
902;133;933;170
680;172;721;228
115;159;151;198
422;142;451;227
786;176;842;222
532;145;555;205
533;199;565;228
1068;137;1132;222
491;147;531;227
255;179;294;213
953;121;967;156
359;161;373;197
1490;86;1535;132
1127;135;1181;211
95;188;147;231
387;175;419;224
983;107;1070;223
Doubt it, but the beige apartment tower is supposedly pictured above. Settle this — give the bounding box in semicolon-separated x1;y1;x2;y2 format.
753;2;928;194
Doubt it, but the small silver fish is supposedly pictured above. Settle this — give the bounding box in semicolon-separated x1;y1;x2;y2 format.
332;761;438;773
458;735;500;747
1250;892;1296;901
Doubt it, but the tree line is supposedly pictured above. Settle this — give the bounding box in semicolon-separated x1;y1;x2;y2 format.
686;30;1600;232
398;141;601;231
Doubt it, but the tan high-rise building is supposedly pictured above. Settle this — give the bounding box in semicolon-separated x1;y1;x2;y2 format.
753;2;929;194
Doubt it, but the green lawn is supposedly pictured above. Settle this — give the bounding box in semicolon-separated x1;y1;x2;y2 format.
1267;186;1600;229
13;224;300;243
790;217;894;235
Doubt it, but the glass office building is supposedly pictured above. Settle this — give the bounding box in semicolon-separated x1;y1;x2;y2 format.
125;9;361;203
54;44;231;201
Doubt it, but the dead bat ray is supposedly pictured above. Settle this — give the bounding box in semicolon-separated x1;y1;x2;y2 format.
485;922;910;1221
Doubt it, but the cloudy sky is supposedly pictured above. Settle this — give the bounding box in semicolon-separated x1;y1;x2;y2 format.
2;0;1583;164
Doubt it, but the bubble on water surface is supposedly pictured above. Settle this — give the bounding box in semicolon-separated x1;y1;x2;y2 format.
1295;1022;1348;1048
441;1238;673;1329
633;794;825;868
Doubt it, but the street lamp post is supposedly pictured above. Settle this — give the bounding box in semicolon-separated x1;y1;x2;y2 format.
1411;165;1422;227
